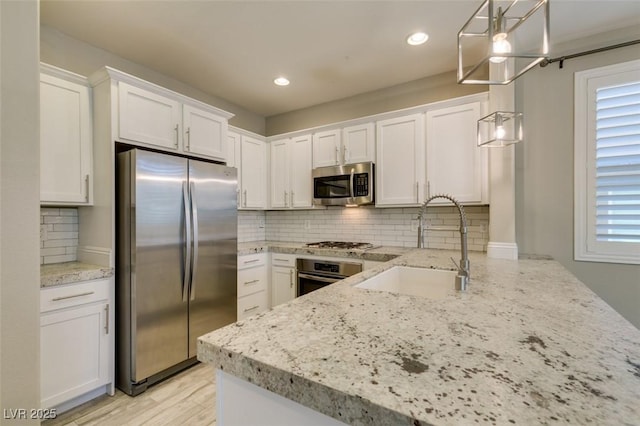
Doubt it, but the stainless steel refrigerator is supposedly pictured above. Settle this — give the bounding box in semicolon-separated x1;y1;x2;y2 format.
116;148;237;396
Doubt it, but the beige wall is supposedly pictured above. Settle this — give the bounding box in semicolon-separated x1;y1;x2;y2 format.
265;69;486;136
0;0;41;423
515;27;640;329
40;25;266;135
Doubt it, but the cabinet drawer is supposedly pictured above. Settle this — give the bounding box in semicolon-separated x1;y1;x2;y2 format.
237;266;268;298
238;253;267;269
271;254;296;268
41;279;110;313
237;291;268;321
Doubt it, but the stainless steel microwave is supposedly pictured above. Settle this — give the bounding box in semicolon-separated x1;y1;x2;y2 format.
312;162;374;206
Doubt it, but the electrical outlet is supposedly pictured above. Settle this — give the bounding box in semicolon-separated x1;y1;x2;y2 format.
258;218;265;229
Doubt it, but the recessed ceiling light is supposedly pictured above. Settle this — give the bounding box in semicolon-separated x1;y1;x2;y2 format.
274;77;290;86
407;32;429;46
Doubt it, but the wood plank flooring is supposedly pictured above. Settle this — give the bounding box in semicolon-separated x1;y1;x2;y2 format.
43;363;216;426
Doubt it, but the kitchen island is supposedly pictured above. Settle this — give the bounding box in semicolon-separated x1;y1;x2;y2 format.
198;249;640;425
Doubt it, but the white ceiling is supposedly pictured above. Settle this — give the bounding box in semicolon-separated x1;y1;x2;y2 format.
40;1;640;117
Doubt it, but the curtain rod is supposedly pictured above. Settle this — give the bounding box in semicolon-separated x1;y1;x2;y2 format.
539;39;640;69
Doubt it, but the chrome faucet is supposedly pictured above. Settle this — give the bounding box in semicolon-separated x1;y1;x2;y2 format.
417;194;469;291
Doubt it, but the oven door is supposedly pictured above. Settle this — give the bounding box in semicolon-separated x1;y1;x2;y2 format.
297;272;343;296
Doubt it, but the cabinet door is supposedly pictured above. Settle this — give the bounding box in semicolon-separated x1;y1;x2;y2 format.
41;302;110;408
376;114;425;206
118;82;181;151
289;134;313;208
271;266;296;307
40;73;92;205
269;139;290;208
183;104;227;161
342;123;375;164
426;102;484;204
312;129;341;167
227;131;241;169
240;136;267;209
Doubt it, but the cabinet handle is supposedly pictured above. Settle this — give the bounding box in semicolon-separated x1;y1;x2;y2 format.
243;305;260;313
243;279;260;285
51;291;94;302
274;258;288;262
174;124;179;148
105;304;110;334
343;145;349;164
284;190;288;207
416;181;419;203
243;189;247;207
335;146;339;165
290;191;294;206
237;189;240;208
427;181;431;199
243;258;260;264
85;174;90;202
289;269;294;288
185;127;191;151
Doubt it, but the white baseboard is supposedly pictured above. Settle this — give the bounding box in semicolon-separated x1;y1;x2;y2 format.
487;242;518;260
77;246;112;267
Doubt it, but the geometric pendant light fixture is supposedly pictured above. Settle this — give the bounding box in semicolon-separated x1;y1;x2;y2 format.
477;111;524;147
458;0;550;84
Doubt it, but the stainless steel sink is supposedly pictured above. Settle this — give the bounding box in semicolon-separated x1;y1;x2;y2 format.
355;266;457;300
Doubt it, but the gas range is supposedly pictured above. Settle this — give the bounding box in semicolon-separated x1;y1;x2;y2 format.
305;241;377;250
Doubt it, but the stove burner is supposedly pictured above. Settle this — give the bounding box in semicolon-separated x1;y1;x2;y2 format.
306;241;375;250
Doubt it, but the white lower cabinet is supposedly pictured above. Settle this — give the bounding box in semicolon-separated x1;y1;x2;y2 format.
271;254;297;307
40;278;113;410
237;253;269;320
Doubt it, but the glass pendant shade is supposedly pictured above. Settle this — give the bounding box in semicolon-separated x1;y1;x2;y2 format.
477;111;523;147
458;0;550;84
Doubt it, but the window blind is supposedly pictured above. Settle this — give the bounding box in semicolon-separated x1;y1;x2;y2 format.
595;81;640;243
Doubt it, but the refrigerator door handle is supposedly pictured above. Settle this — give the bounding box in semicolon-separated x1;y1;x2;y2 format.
189;181;199;301
182;181;191;302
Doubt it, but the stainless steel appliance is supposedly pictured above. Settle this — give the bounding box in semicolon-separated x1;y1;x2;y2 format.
312;161;374;206
117;148;237;396
297;258;363;296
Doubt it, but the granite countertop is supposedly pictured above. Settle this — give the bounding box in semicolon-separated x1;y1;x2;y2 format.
41;261;114;288
199;248;640;425
238;240;410;262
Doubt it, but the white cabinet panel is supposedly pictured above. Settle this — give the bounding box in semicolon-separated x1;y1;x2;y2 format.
183;104;227;161
40;68;92;205
227;131;241;169
271;265;296;308
342;122;375;164
240;136;267;209
312;129;341;167
237;290;269;321
237;253;269;320
269;138;290;208
118;81;181;151
290;135;313;208
40;278;112;409
426;101;486;204
376;113;425;206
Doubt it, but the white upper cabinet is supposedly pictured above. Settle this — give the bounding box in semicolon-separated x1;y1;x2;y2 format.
375;113;425;206
118;81;182;152
182;104;228;160
341;122;375;164
240;135;267;209
40;64;93;205
426;100;487;204
227;130;241;169
313;125;375;168
270;135;313;209
114;72;232;161
312;129;341;168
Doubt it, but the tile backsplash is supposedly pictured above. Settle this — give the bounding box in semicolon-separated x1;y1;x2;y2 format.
262;205;489;251
40;207;79;264
238;210;267;242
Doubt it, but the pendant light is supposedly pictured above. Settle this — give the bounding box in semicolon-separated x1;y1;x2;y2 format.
457;0;550;84
477;111;523;147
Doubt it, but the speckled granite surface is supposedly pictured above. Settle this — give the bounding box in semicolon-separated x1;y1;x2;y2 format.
41;262;113;287
238;240;409;262
199;249;640;425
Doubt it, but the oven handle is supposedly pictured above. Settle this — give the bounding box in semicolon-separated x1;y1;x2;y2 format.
297;273;342;284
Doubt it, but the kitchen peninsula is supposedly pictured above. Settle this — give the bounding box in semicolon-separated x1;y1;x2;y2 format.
198;247;640;425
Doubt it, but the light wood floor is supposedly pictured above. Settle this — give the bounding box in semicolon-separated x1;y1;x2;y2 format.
43;363;216;426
